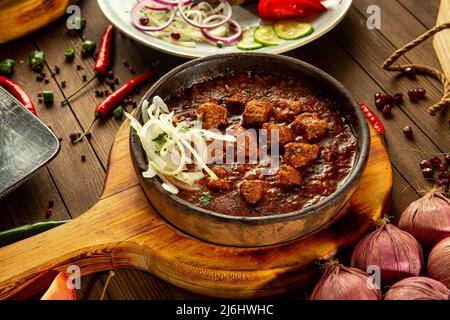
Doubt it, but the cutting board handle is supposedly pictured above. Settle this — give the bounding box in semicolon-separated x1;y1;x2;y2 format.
0;175;162;299
0;126;153;299
0;207;113;299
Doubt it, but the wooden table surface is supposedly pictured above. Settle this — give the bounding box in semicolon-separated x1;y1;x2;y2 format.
0;0;448;300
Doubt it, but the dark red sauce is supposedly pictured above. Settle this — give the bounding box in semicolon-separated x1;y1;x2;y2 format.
166;73;357;217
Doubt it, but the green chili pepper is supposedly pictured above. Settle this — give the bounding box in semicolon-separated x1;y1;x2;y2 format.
68;17;86;32
42;90;54;105
0;58;15;75
64;48;75;61
0;220;68;247
29;50;45;71
113;105;124;118
216;41;224;48
82;40;96;53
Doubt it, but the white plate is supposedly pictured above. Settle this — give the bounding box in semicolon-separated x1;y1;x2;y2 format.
97;0;352;59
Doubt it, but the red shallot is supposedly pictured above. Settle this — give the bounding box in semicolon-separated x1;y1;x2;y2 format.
427;236;450;289
351;219;424;286
399;191;450;248
310;262;381;300
384;276;450;300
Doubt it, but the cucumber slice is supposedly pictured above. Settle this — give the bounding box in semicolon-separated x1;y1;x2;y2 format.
237;28;264;51
254;25;283;46
274;20;314;40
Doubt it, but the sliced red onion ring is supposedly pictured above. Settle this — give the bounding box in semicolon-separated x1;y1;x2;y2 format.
131;0;176;31
137;0;171;10
178;0;232;29
144;0;171;11
143;5;171;11
154;0;192;6
201;16;242;45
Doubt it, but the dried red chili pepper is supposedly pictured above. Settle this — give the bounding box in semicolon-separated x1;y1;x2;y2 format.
61;24;114;105
358;102;385;143
258;0;327;20
73;71;153;144
0;75;37;115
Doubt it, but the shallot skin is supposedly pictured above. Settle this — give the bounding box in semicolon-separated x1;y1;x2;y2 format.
351;223;424;286
384;277;450;300
310;265;381;300
427;237;450;289
399;192;450;249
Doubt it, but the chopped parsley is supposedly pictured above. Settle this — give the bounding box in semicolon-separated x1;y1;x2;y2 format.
179;127;190;133
199;192;212;206
152;132;168;145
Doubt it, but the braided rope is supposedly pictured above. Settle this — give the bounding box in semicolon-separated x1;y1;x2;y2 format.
382;22;450;115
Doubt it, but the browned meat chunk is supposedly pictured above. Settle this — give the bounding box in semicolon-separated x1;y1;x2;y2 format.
239;180;265;205
211;166;228;179
226;94;246;115
284;142;320;169
197;103;228;130
207;178;232;191
204;167;231;191
226;125;259;162
242;100;273;127
275;165;302;189
273;99;304;122
262;123;294;147
291;112;328;142
236;164;253;173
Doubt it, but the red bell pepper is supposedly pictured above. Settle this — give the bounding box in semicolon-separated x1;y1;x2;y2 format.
41;272;76;300
258;0;327;20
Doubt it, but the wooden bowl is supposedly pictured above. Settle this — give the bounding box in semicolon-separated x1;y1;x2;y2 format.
0;0;78;44
130;53;371;247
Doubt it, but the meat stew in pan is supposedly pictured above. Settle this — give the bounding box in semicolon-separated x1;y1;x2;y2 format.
165;72;357;217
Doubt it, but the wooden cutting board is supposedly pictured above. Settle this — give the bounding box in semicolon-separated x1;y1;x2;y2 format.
434;0;450;78
0;121;391;300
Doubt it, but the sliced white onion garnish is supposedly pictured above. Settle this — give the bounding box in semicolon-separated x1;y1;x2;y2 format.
125;112;143;132
178;0;232;29
187;128;236;142
131;0;176;32
167;176;203;191
153;96;169;113
127;96;236;194
142;163;157;178
201;16;242;44
158;173;180;194
141;99;150;123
